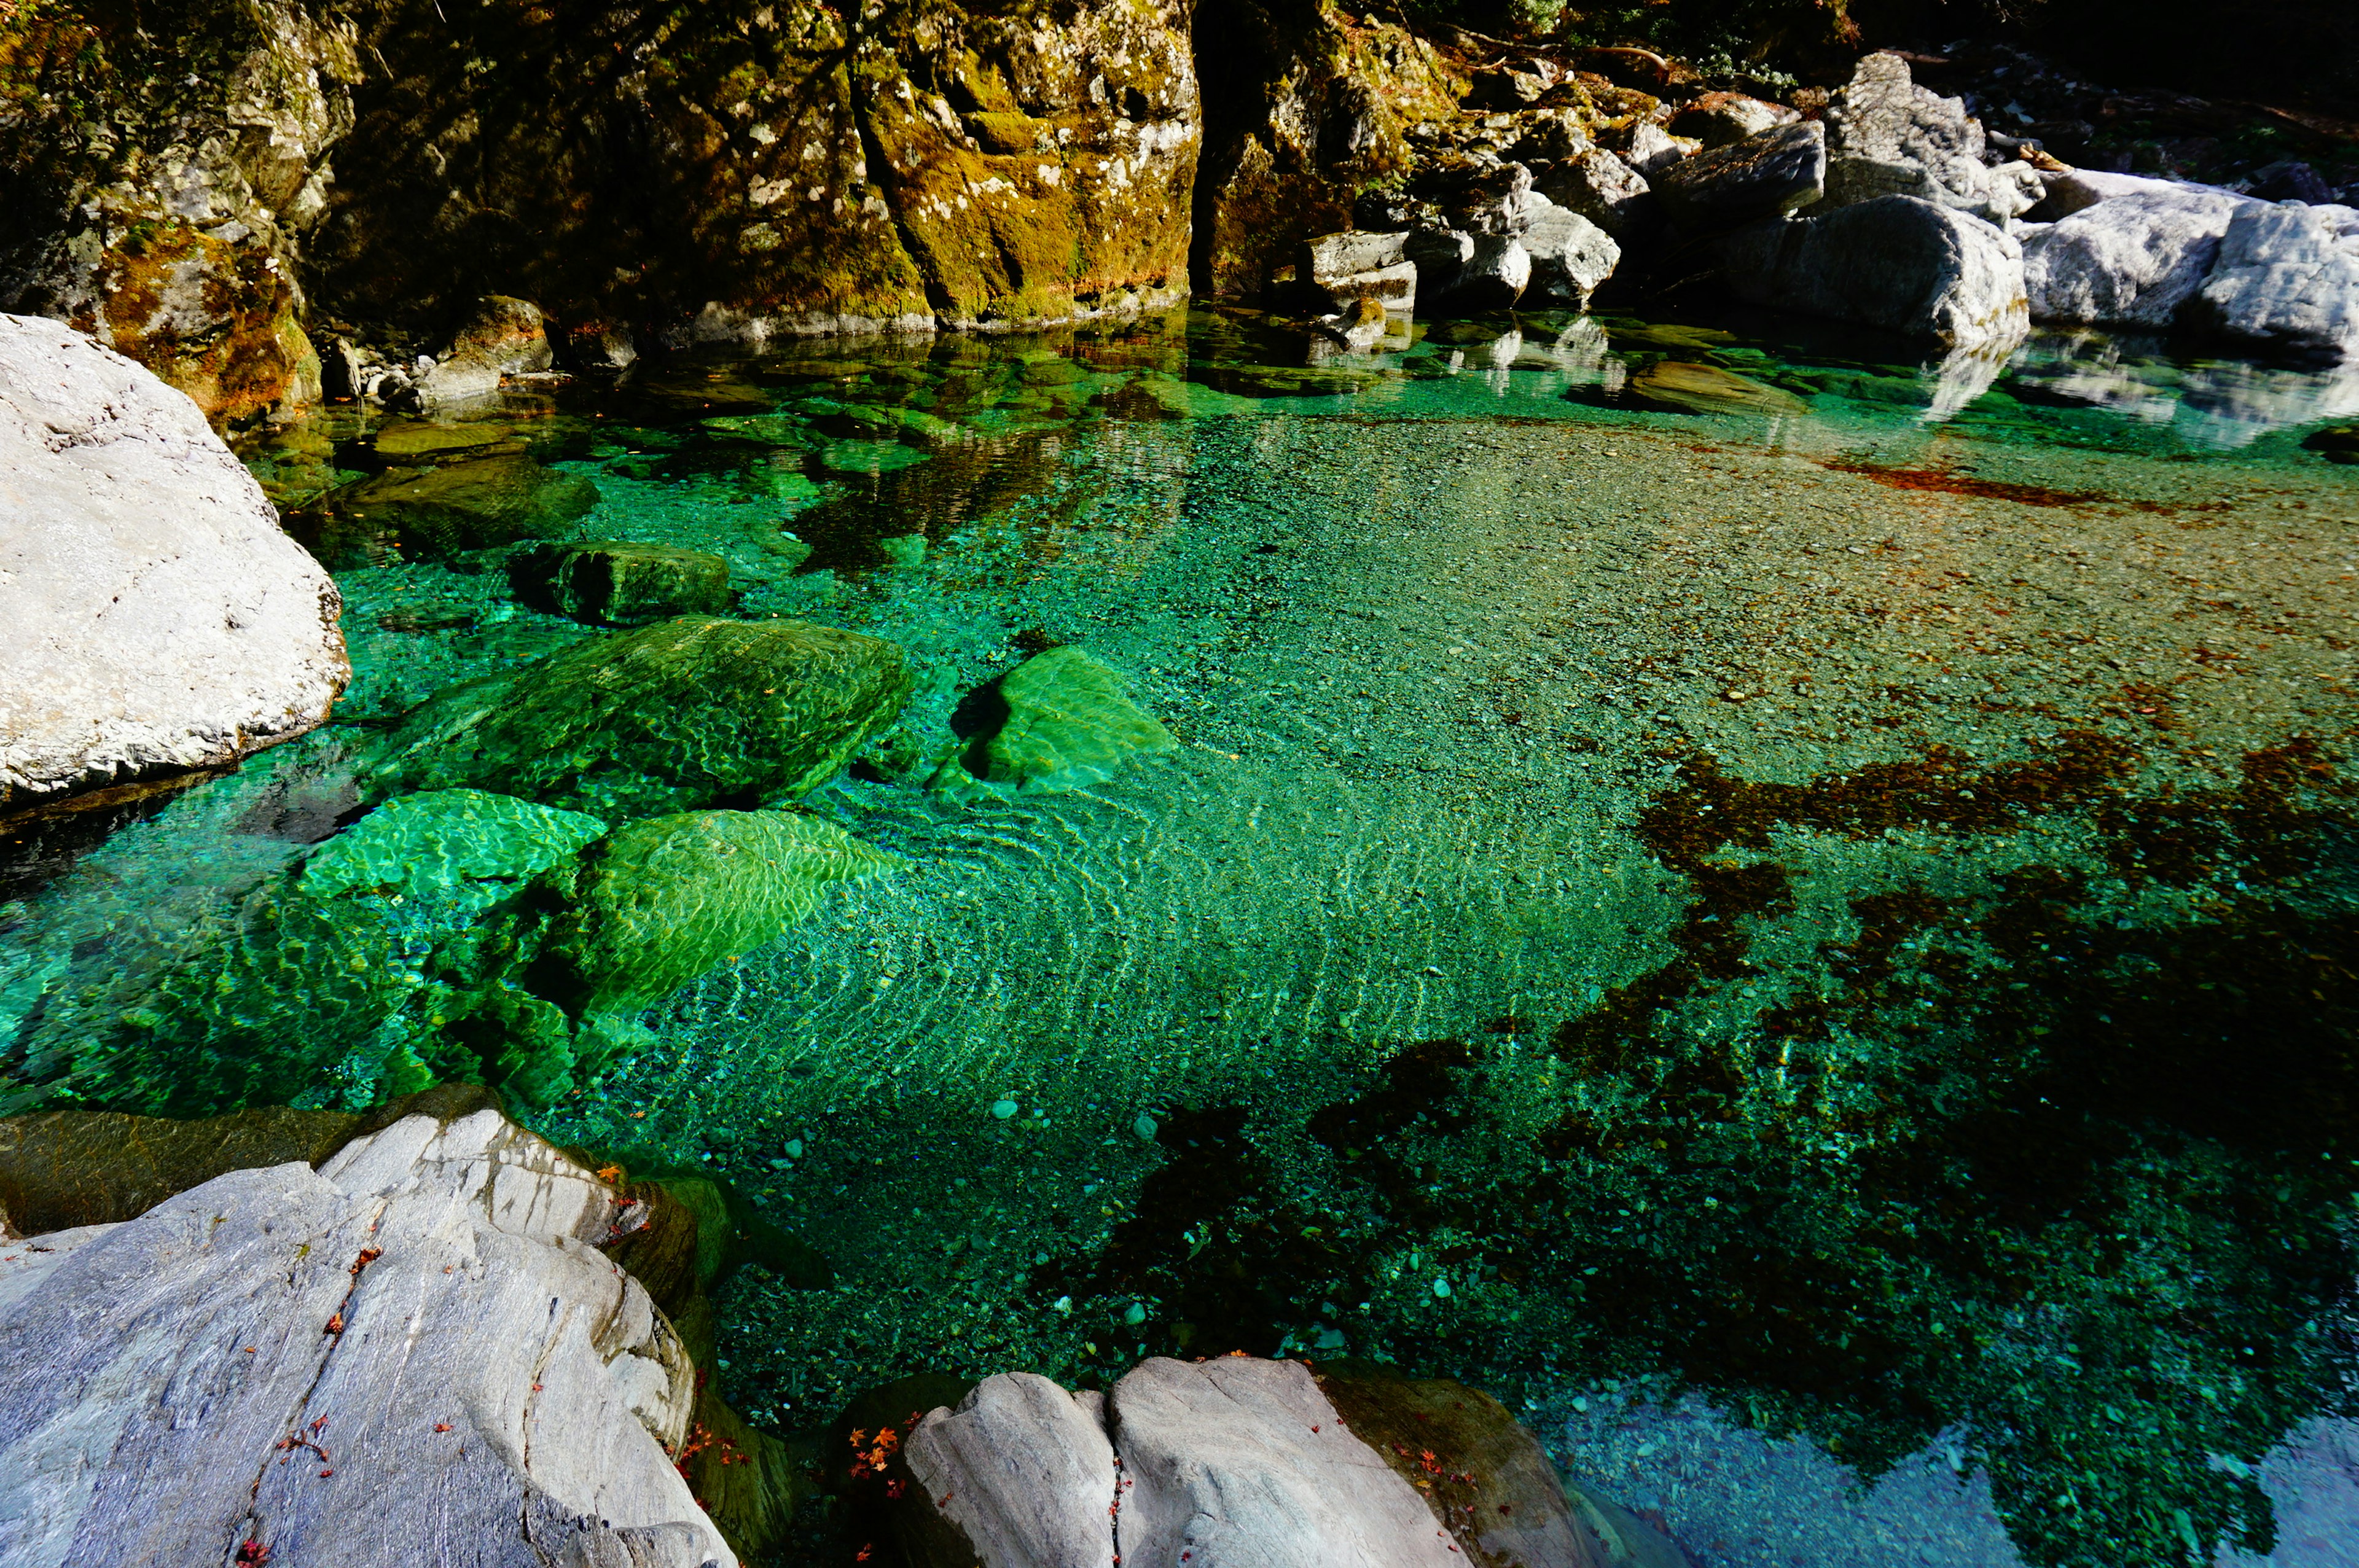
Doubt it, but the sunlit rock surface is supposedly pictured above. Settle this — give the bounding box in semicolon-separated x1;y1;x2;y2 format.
0;314;346;814
0;1106;733;1567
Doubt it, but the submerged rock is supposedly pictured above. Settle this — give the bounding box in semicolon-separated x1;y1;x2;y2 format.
2196;203;2359;363
1719;195;2030;350
1654;122;1826;232
543;809;898;1014
973;647;1176;794
0;1103;738;1566
0;314;347;815
509;539;735;625
340;453;600;555
2022;186;2251;329
1623;360;1810;417
300;788;607;906
367;615;913;819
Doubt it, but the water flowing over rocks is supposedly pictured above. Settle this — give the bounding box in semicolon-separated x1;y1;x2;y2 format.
0;1102;738;1568
0;314;346;814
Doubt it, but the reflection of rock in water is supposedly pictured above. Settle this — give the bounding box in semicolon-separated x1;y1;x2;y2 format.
1917;339;2016;422
2009;329;2359;446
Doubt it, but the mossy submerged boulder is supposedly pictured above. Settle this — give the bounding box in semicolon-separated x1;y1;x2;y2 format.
541;809;899;1014
978;647;1176;794
507;539;734;625
340;453;600;555
301;787;608;902
367;615;913;819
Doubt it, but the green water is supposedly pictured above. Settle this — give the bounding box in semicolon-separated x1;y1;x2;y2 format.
4;306;2357;1567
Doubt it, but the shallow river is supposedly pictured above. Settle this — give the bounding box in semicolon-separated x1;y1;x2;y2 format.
4;306;2356;1567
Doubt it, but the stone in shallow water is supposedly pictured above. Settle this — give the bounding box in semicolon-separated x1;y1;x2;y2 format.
978;647;1176;794
2022;186;2250;329
2196;202;2359;363
300;787;608;902
546;808;899;1014
509;539;734;625
0;313;347;814
340;453;601;555
367;615;913;819
1623;359;1810;418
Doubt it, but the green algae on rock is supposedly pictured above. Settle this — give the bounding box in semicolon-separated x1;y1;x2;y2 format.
339;454;601;556
542;809;899;1015
968;647;1176;794
366;615;914;819
301;789;608;907
507;539;735;625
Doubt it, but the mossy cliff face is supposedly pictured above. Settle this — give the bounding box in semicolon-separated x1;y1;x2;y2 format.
310;0;1198;346
1191;0;1463;296
0;0;356;422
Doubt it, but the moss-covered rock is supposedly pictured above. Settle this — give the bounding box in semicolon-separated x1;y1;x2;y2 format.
976;647;1176;793
508;539;734;625
339;454;601;556
367;615;913;819
541;808;898;1014
301;789;608;906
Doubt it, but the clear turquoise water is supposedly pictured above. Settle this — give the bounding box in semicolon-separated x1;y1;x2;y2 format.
4;306;2357;1567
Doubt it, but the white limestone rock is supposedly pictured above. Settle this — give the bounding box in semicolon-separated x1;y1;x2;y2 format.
0;314;347;813
1719;195;2030;351
2197;201;2359;362
0;1108;735;1568
2022;187;2253;328
903;1373;1118;1568
1111;1357;1461;1568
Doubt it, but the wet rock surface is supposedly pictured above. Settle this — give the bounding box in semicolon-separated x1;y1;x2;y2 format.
0;314;346;814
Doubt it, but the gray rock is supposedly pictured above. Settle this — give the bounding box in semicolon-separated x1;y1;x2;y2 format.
2197;201;2359;362
0;314;347;814
1669;93;1800;149
1815;53;2034;225
1718;195;2030;349
1112;1357;1461;1568
1654;122;1827;232
0;1107;735;1567
1301;230;1408;280
2023;185;2251;329
903;1373;1117;1568
1624;123;1691;178
1522;208;1622;308
2026;167;2193;222
1442;235;1532;310
1536;150;1655;241
1404;228;1476;297
418;296;554;407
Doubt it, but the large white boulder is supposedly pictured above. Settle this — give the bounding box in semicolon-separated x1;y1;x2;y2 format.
1719;195;2030;351
0;314;346;813
2197;202;2359;362
2022;186;2254;328
0;1108;735;1568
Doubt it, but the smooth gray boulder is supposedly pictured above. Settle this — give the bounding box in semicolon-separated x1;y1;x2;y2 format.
1655;122;1827;232
0;314;347;814
417;295;554;407
2022;186;2251;329
0;1107;735;1567
1719;195;2030;349
2197;201;2359;362
1815;53;2041;225
1113;1357;1460;1568
1444;234;1532;310
1537;150;1655;241
902;1373;1117;1568
1405;228;1476;297
1522;207;1622;308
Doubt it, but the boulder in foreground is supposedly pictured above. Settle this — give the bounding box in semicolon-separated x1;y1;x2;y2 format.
0;314;347;813
0;1103;737;1567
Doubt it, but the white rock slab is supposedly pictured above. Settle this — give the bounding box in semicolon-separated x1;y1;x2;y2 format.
0;314;346;813
0;1108;734;1568
1111;1356;1461;1568
2197;202;2359;362
2023;186;2252;328
904;1373;1118;1568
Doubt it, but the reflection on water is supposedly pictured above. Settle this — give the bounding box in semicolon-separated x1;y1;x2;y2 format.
3;306;2356;1568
